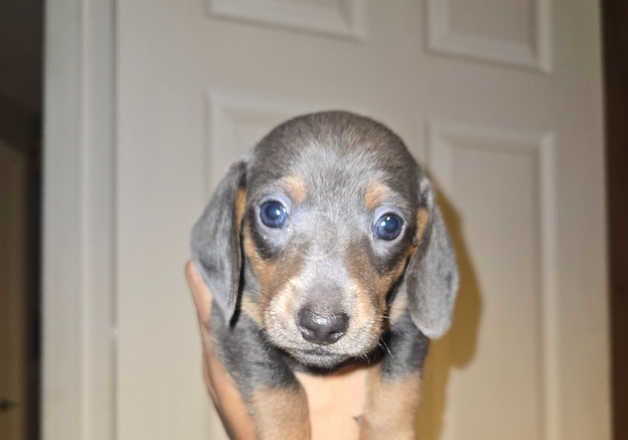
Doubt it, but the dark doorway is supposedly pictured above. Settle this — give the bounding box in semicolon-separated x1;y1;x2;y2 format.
0;1;43;440
602;1;628;440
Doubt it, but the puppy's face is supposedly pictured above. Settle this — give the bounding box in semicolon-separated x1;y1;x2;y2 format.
240;114;428;368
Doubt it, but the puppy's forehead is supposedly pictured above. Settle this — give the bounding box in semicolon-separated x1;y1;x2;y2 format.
247;111;419;204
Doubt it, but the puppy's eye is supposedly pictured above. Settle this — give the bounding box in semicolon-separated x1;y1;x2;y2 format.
374;213;404;241
259;200;289;228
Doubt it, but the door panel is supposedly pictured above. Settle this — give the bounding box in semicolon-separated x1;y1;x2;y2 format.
116;1;609;439
428;0;551;70
419;124;555;440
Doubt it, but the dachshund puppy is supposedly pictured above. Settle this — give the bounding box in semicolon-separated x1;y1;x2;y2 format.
191;111;459;439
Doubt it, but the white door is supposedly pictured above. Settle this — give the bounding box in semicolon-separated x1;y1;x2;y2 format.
113;1;609;439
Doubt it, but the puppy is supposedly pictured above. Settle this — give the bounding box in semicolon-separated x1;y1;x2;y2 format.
191;111;459;439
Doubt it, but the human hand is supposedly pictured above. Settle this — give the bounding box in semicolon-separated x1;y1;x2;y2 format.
185;261;367;440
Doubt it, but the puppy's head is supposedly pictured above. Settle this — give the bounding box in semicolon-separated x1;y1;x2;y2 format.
192;111;458;368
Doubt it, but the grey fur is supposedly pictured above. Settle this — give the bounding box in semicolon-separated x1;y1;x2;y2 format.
405;203;459;338
191;161;246;320
190;110;459;382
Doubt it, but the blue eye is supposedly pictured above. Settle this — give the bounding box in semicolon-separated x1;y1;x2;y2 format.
374;213;404;241
259;200;289;228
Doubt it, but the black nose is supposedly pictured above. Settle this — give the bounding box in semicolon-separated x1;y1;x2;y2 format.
297;307;349;345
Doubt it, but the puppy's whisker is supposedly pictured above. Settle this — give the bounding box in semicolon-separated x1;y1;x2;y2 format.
378;339;393;359
359;352;370;365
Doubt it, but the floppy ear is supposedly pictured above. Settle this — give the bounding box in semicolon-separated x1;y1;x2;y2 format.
190;161;247;322
404;176;459;339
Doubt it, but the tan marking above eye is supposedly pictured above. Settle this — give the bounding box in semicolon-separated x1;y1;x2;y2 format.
364;181;392;210
280;175;307;204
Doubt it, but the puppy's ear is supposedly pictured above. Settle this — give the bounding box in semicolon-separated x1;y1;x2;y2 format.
404;176;459;338
191;161;247;321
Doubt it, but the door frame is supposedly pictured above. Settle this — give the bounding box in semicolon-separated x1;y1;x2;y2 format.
603;2;628;438
43;1;116;439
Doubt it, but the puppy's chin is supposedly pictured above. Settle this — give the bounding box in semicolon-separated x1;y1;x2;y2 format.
263;322;382;369
287;348;350;369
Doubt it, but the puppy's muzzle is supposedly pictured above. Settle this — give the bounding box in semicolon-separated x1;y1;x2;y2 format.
297;307;349;345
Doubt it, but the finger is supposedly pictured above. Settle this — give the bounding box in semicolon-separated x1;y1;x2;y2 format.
202;346;219;403
185;261;213;322
185;262;257;438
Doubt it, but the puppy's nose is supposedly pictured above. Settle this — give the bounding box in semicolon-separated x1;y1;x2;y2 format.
297;307;349;345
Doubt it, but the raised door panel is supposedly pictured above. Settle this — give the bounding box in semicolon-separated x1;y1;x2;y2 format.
427;0;552;70
418;123;558;440
207;0;367;38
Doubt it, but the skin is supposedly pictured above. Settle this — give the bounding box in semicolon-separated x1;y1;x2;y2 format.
186;261;368;440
